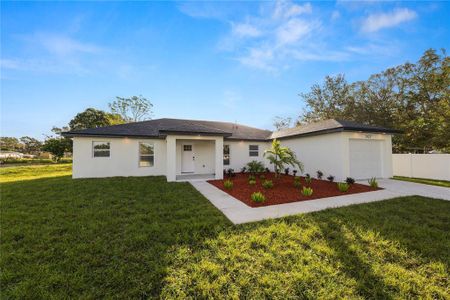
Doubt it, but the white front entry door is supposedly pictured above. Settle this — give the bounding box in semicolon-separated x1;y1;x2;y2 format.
181;144;195;173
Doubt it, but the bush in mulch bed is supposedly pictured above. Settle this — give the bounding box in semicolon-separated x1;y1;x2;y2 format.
293;177;302;188
223;179;233;190
301;186;313;196
208;172;381;207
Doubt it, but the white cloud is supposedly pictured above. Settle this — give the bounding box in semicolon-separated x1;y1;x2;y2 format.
237;48;275;71
331;10;341;21
276;18;314;45
273;1;312;19
181;0;402;73
39;35;101;55
0;57;89;74
31;33;102;56
2;33;105;75
361;8;417;32
232;23;262;38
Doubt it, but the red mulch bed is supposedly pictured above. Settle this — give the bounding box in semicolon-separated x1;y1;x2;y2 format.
208;172;381;207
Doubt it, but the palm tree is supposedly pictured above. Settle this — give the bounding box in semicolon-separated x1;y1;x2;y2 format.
264;139;304;176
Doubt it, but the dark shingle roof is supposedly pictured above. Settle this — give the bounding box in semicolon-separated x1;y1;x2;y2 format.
271;119;401;139
63;118;399;140
63;118;272;141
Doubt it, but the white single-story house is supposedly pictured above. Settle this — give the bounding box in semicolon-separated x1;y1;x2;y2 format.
0;151;24;159
63;118;400;182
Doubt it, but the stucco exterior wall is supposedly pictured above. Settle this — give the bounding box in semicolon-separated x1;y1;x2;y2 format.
176;140;215;175
278;132;392;181
279;133;346;180
165;135;223;181
72;137;166;178
223;140;271;172
72;131;393;181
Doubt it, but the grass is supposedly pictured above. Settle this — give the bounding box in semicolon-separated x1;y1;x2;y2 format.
0;157;72;166
1;165;449;299
393;176;450;188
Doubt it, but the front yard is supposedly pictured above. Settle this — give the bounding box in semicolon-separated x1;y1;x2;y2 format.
1;165;449;298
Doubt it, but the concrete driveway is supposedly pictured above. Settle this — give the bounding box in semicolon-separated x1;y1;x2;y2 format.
191;179;449;225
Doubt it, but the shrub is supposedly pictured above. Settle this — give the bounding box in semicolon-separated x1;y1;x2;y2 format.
265;167;270;173
294;177;302;188
293;170;298;176
241;167;247;173
259;174;265;180
305;176;312;184
337;182;349;192
227;168;235;177
262;180;274;189
264;139;304;176
223;180;233;190
284;168;290;175
346;177;355;185
301;186;313;196
327;175;335;182
305;173;310;178
368;177;378;188
317;170;323;179
251;192;266;203
246;160;265;174
249;179;256;186
248;174;256;181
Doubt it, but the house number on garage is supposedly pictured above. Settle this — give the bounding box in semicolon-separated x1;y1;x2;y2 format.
365;134;372;139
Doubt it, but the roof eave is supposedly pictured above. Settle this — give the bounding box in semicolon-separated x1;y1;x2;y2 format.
159;130;232;137
342;127;403;134
62;132;164;139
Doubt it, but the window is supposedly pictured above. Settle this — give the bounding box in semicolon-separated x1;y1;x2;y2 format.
183;145;192;151
139;142;154;167
223;145;230;165
93;141;110;157
249;145;259;157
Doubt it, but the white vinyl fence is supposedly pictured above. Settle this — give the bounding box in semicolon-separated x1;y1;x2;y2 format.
392;154;450;181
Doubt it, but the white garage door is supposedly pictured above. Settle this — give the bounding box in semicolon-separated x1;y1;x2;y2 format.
349;139;382;179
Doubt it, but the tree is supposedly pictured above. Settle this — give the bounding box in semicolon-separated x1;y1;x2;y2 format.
19;136;42;154
42;138;71;161
109;95;153;122
0;137;23;151
273;116;292;131
300;74;356;124
264;139;304;176
48;126;73;153
299;48;450;153
68;108;125;130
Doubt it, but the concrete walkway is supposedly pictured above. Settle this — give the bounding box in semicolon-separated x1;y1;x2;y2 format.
190;179;449;225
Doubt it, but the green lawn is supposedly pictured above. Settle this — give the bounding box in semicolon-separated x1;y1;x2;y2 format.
393;176;450;188
1;165;449;299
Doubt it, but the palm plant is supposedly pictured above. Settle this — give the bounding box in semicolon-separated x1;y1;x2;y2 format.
264;139;304;177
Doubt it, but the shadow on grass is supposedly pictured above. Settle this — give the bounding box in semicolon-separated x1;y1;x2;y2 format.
327;197;450;268
1;175;231;298
313;216;394;299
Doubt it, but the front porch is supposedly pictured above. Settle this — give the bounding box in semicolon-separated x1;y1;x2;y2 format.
166;134;224;182
176;173;216;181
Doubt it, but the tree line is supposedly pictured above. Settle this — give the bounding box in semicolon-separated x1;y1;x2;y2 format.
1;95;153;161
297;48;449;153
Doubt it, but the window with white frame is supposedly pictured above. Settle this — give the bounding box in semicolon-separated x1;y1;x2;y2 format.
93;141;110;157
223;145;230;165
139;142;154;167
249;145;259;157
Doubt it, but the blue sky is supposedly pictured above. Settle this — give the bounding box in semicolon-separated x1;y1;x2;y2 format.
1;1;449;139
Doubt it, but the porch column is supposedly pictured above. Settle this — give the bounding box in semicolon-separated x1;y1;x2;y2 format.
215;137;224;179
166;136;176;182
